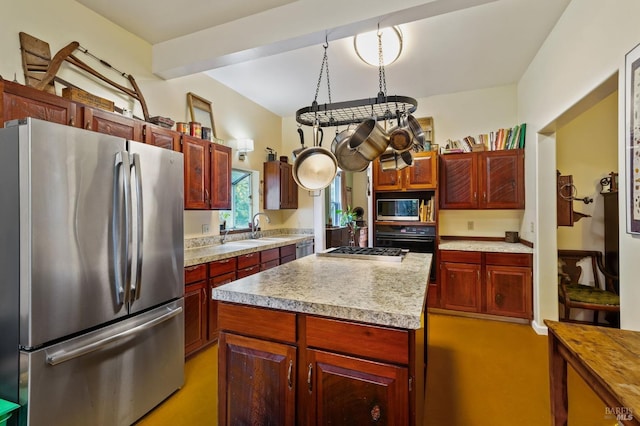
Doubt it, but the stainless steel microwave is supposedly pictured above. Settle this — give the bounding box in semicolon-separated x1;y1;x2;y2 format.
377;199;420;221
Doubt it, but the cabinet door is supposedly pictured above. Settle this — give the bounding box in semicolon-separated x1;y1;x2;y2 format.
485;265;532;319
184;281;207;356
2;81;78;127
373;158;402;191
307;349;409;426
210;143;232;209
143;124;180;151
218;333;296;426
439;153;478;209
440;261;482;312
208;271;236;342
182;135;210;209
480;150;524;208
404;151;437;189
82;107;142;141
282;162;298;209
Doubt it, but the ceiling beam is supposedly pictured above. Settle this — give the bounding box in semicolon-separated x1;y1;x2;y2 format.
152;0;497;79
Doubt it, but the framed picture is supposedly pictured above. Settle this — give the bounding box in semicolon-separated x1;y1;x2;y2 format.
625;43;640;234
187;92;217;138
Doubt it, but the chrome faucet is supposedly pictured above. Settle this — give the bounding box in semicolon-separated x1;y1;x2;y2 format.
220;228;231;244
251;212;271;239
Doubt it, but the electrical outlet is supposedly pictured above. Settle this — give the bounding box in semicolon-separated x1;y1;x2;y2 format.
467;221;474;230
202;224;209;234
530;222;534;233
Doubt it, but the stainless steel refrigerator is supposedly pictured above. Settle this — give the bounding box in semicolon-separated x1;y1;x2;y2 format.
0;118;185;426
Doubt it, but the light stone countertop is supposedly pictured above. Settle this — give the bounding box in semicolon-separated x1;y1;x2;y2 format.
212;252;432;330
439;240;533;254
184;234;314;267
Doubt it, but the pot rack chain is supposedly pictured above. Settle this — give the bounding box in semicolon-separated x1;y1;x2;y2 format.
295;28;418;128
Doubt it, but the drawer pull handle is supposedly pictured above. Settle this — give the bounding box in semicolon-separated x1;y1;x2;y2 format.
287;359;293;390
371;404;381;422
307;363;313;393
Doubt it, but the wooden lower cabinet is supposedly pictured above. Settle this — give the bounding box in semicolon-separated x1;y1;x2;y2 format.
218;303;424;426
184;281;207;356
439;250;532;320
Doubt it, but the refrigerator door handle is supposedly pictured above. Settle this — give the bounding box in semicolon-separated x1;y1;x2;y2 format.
46;306;183;366
112;151;133;306
131;153;144;302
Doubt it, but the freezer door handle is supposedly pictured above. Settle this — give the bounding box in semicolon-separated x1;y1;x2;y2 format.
112;151;133;306
46;306;183;366
130;153;144;302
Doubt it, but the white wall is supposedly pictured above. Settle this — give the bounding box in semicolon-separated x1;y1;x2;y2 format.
518;0;640;330
0;0;284;239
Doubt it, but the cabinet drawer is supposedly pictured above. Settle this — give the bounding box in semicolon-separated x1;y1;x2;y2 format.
218;303;297;343
306;316;409;365
209;257;237;277
237;252;259;269
261;259;279;271
260;248;279;263
237;265;260;279
485;252;532;267
280;244;296;258
439;250;482;264
184;264;207;284
211;271;236;285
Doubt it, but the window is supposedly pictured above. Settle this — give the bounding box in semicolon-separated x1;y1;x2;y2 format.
328;172;342;226
219;169;253;229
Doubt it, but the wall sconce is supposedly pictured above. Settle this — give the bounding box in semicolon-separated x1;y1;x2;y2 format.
354;26;403;66
233;138;254;160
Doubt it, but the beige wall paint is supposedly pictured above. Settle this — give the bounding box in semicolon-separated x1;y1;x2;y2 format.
0;0;283;239
518;0;640;330
556;92;618;250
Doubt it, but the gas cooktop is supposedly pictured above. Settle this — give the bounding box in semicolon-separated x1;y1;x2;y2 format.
317;246;407;262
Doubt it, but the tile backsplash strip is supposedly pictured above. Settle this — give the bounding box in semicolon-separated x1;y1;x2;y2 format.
185;228;314;249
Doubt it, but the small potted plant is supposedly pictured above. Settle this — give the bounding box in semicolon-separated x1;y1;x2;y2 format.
336;205;359;246
219;211;231;231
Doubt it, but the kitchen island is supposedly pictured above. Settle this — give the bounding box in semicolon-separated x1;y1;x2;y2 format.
213;252;432;426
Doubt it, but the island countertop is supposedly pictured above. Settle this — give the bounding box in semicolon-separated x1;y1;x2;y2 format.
212;252;432;330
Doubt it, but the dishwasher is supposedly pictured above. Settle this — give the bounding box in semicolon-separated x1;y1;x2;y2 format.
296;239;314;258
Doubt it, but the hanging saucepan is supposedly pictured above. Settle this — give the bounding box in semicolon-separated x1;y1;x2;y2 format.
332;128;370;172
348;118;390;161
388;111;413;153
379;148;413;171
406;114;426;150
292;145;338;191
292;120;337;191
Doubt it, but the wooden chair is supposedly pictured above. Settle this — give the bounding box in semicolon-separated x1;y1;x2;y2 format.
557;249;619;327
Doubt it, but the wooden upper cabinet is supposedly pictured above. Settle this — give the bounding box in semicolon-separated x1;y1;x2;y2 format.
1;79;78;127
210;143;232;210
143;124;180;151
405;151;438;189
480;150;524;209
439;149;524;209
373;151;437;191
183;135;210;210
81;106;143;141
182;136;231;210
264;161;298;209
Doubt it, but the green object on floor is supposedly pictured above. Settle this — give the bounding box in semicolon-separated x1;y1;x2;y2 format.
0;399;20;426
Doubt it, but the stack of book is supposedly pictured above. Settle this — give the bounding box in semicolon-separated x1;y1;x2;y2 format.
419;196;436;222
441;123;526;153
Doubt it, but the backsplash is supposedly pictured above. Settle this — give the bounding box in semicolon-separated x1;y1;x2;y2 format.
185;228;314;249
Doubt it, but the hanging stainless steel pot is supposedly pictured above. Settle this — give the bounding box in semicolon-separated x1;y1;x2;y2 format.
388;126;413;152
379;149;413;171
332;129;370;172
292;146;338;191
406;114;425;150
348;118;390;161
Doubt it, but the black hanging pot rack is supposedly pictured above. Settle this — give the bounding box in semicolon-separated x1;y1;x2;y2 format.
295;31;417;128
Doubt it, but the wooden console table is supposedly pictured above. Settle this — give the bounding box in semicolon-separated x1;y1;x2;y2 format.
545;320;640;425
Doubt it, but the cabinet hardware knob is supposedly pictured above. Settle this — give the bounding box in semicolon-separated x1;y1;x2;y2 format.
307;363;313;393
371;404;381;422
496;293;504;306
287;360;293;390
